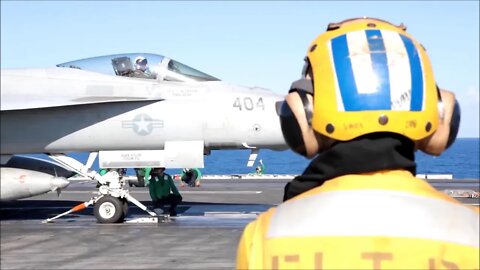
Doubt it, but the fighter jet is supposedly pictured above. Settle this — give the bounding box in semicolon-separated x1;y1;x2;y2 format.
0;53;287;223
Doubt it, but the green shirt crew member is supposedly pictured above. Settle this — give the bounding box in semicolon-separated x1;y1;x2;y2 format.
137;167;152;186
96;168;110;187
255;160;266;175
146;167;182;216
99;168;108;176
180;168;202;187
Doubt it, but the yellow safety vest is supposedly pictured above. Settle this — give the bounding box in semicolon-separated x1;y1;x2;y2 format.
236;170;479;270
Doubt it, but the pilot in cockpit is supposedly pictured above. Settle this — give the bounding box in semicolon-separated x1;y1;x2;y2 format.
132;56;156;79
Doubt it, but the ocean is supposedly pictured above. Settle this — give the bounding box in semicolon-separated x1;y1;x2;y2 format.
415;138;479;179
57;138;479;179
205;138;479;179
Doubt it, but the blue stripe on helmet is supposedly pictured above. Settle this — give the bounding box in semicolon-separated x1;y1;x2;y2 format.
331;34;359;110
332;30;391;111
400;35;423;111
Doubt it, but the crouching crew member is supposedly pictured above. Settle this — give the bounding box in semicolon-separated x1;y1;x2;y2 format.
147;167;182;216
180;168;202;187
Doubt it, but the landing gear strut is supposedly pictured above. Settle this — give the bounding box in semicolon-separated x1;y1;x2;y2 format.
43;153;157;224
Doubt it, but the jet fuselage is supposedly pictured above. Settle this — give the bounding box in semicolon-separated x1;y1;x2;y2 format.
1;61;287;154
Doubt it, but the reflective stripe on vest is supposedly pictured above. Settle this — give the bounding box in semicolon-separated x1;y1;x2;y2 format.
267;189;479;247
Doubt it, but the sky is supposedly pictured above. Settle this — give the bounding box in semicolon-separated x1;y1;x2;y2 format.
1;1;479;138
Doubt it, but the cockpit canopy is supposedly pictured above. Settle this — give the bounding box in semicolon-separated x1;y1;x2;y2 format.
56;53;220;82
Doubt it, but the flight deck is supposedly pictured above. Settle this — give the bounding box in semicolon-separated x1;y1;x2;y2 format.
1;177;478;269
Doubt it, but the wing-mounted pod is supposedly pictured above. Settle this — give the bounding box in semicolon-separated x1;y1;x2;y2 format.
3;155;76;178
0;155;71;201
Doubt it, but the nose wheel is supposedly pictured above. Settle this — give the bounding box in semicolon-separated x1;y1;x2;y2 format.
94;196;125;223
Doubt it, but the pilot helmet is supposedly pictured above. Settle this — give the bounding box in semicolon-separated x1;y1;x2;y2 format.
135;56;148;71
279;17;460;158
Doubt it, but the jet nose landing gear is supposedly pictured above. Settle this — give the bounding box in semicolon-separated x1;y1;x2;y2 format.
43;153;159;224
43;187;155;224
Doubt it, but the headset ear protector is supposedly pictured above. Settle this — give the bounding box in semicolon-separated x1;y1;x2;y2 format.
279;78;322;158
417;87;461;155
435;86;461;150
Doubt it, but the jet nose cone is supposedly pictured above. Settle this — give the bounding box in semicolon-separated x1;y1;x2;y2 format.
50;177;70;190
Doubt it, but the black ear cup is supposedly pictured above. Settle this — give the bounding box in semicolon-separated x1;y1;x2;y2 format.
446;99;460;149
435;86;460;150
435;86;461;150
279;90;313;157
417;89;461;156
297;90;313;126
280;101;307;155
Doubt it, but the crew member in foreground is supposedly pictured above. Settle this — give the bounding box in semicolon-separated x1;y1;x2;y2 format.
236;17;478;269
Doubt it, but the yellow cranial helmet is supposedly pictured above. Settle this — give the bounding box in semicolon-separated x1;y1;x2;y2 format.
279;17;460;158
306;17;439;141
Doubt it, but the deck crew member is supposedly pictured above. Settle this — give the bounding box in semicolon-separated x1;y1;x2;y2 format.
180;168;202;187
147;167;182;216
236;17;478;270
255;159;266;175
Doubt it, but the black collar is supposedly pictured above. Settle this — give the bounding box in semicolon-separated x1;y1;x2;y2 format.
283;133;416;201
